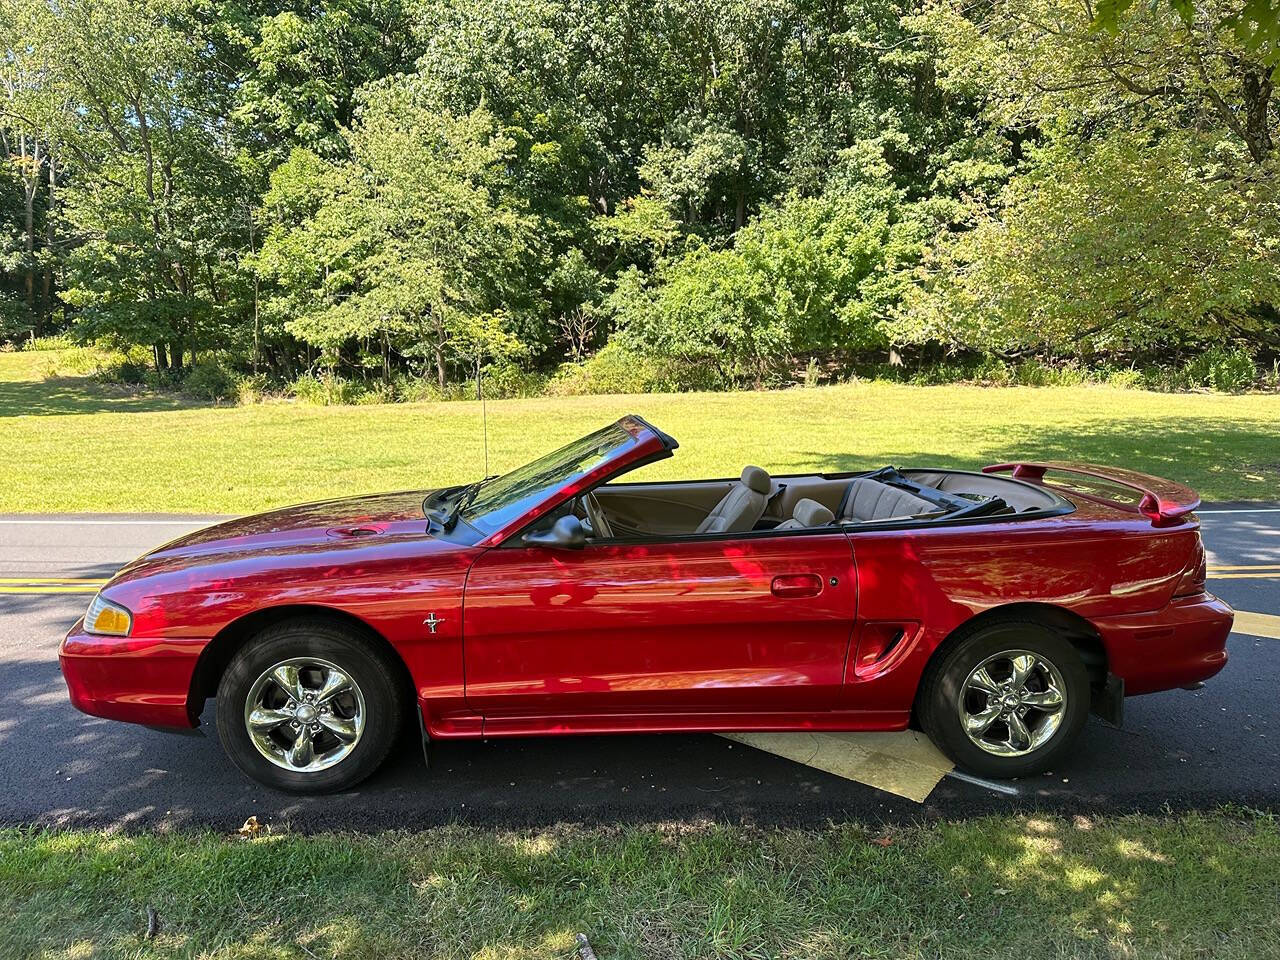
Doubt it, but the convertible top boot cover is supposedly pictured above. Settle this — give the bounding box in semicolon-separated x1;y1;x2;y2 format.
696;466;771;534
775;498;836;530
839;478;936;522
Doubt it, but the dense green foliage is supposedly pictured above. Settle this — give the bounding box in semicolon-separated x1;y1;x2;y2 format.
1;0;1277;394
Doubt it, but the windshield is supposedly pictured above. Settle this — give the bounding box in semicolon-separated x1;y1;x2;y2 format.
460;422;636;534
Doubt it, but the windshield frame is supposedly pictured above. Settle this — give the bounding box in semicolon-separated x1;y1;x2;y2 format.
466;415;677;547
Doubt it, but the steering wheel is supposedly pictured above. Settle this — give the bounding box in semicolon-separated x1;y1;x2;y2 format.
583;491;613;539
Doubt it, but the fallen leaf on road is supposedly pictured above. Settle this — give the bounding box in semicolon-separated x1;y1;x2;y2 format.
237;816;261;836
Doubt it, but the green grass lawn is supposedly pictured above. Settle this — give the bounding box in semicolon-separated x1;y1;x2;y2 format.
4;351;1279;513
3;812;1277;960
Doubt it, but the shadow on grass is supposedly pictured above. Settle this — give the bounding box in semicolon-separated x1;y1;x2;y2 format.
791;415;1280;499
0;375;199;417
1;809;1276;958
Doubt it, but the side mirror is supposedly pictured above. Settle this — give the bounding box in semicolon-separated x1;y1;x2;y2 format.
522;515;587;550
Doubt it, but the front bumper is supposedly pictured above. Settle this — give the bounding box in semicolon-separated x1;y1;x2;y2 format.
59;618;206;728
1095;593;1234;696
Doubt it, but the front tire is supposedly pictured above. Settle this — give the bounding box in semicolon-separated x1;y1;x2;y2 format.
215;619;406;793
918;621;1090;779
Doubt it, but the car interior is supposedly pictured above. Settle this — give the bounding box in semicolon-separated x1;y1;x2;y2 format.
563;465;1069;542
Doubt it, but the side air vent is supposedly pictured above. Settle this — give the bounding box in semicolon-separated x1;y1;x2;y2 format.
853;620;921;678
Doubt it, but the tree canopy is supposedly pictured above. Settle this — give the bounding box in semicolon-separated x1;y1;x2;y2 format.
0;0;1276;391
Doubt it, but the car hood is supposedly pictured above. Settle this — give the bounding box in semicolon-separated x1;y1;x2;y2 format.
112;489;449;579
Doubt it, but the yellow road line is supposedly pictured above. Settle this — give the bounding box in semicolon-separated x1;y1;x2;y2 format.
1211;573;1280;579
1208;564;1280;572
1233;610;1280;640
0;585;100;594
0;577;108;584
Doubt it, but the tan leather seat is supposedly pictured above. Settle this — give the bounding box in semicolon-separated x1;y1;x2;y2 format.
839;478;936;522
775;498;835;531
696;466;771;534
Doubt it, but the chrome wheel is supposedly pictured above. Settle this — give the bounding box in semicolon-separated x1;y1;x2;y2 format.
957;649;1066;757
243;657;366;773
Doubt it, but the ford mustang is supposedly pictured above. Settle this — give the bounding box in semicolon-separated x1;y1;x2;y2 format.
60;416;1233;793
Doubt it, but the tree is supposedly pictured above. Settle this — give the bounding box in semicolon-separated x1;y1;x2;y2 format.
897;0;1280;355
231;0;420;160
16;0;253;370
256;81;536;388
898;131;1280;354
0;0;63;336
620;145;926;386
1096;0;1280;82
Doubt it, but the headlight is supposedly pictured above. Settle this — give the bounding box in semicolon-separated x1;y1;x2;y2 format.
84;594;132;636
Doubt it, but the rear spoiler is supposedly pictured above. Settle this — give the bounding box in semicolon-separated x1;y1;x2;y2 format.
982;461;1200;527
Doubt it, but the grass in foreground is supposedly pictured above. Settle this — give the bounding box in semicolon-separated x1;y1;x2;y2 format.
4;351;1279;512
2;812;1277;959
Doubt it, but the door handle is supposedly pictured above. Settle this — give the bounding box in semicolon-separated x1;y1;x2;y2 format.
771;573;823;598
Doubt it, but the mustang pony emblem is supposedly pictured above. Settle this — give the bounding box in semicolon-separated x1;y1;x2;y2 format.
424;613;444;634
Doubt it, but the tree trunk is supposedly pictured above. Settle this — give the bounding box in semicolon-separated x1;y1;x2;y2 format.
155;343;169;371
41;152;56;335
24;176;36;314
433;311;447;390
1242;68;1274;163
249;210;260;375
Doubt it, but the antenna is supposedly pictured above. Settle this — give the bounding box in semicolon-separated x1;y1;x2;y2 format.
477;355;489;477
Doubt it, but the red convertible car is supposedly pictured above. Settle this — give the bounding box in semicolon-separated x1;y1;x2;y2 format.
61;416;1233;793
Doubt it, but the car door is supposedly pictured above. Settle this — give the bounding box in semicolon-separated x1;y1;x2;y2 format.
460;529;858;725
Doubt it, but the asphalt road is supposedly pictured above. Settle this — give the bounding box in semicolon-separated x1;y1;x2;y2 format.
1;506;1277;832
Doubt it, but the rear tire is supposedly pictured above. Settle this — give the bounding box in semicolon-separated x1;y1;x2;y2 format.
215;619;406;793
919;620;1089;779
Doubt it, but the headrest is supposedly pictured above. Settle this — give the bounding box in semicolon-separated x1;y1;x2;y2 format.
740;465;771;495
792;498;834;527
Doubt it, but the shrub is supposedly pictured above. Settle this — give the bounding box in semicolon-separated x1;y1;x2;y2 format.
1182;347;1256;392
108;358;150;386
619;157;924;388
183;361;238;401
971;355;1012;385
392;376;446;404
1013;359;1050;386
22;334;74;352
1046;363;1088;387
354;380;399;405
803;358;822;388
467;363;548;400
234;375;270;405
547;340;719;396
289;373;363;405
1106;367;1143;390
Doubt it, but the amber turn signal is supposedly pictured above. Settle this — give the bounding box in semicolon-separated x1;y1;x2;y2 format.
84;594;132;636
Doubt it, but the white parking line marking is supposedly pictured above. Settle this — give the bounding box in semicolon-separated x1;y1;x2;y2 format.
944;770;1021;796
1199;508;1280;514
